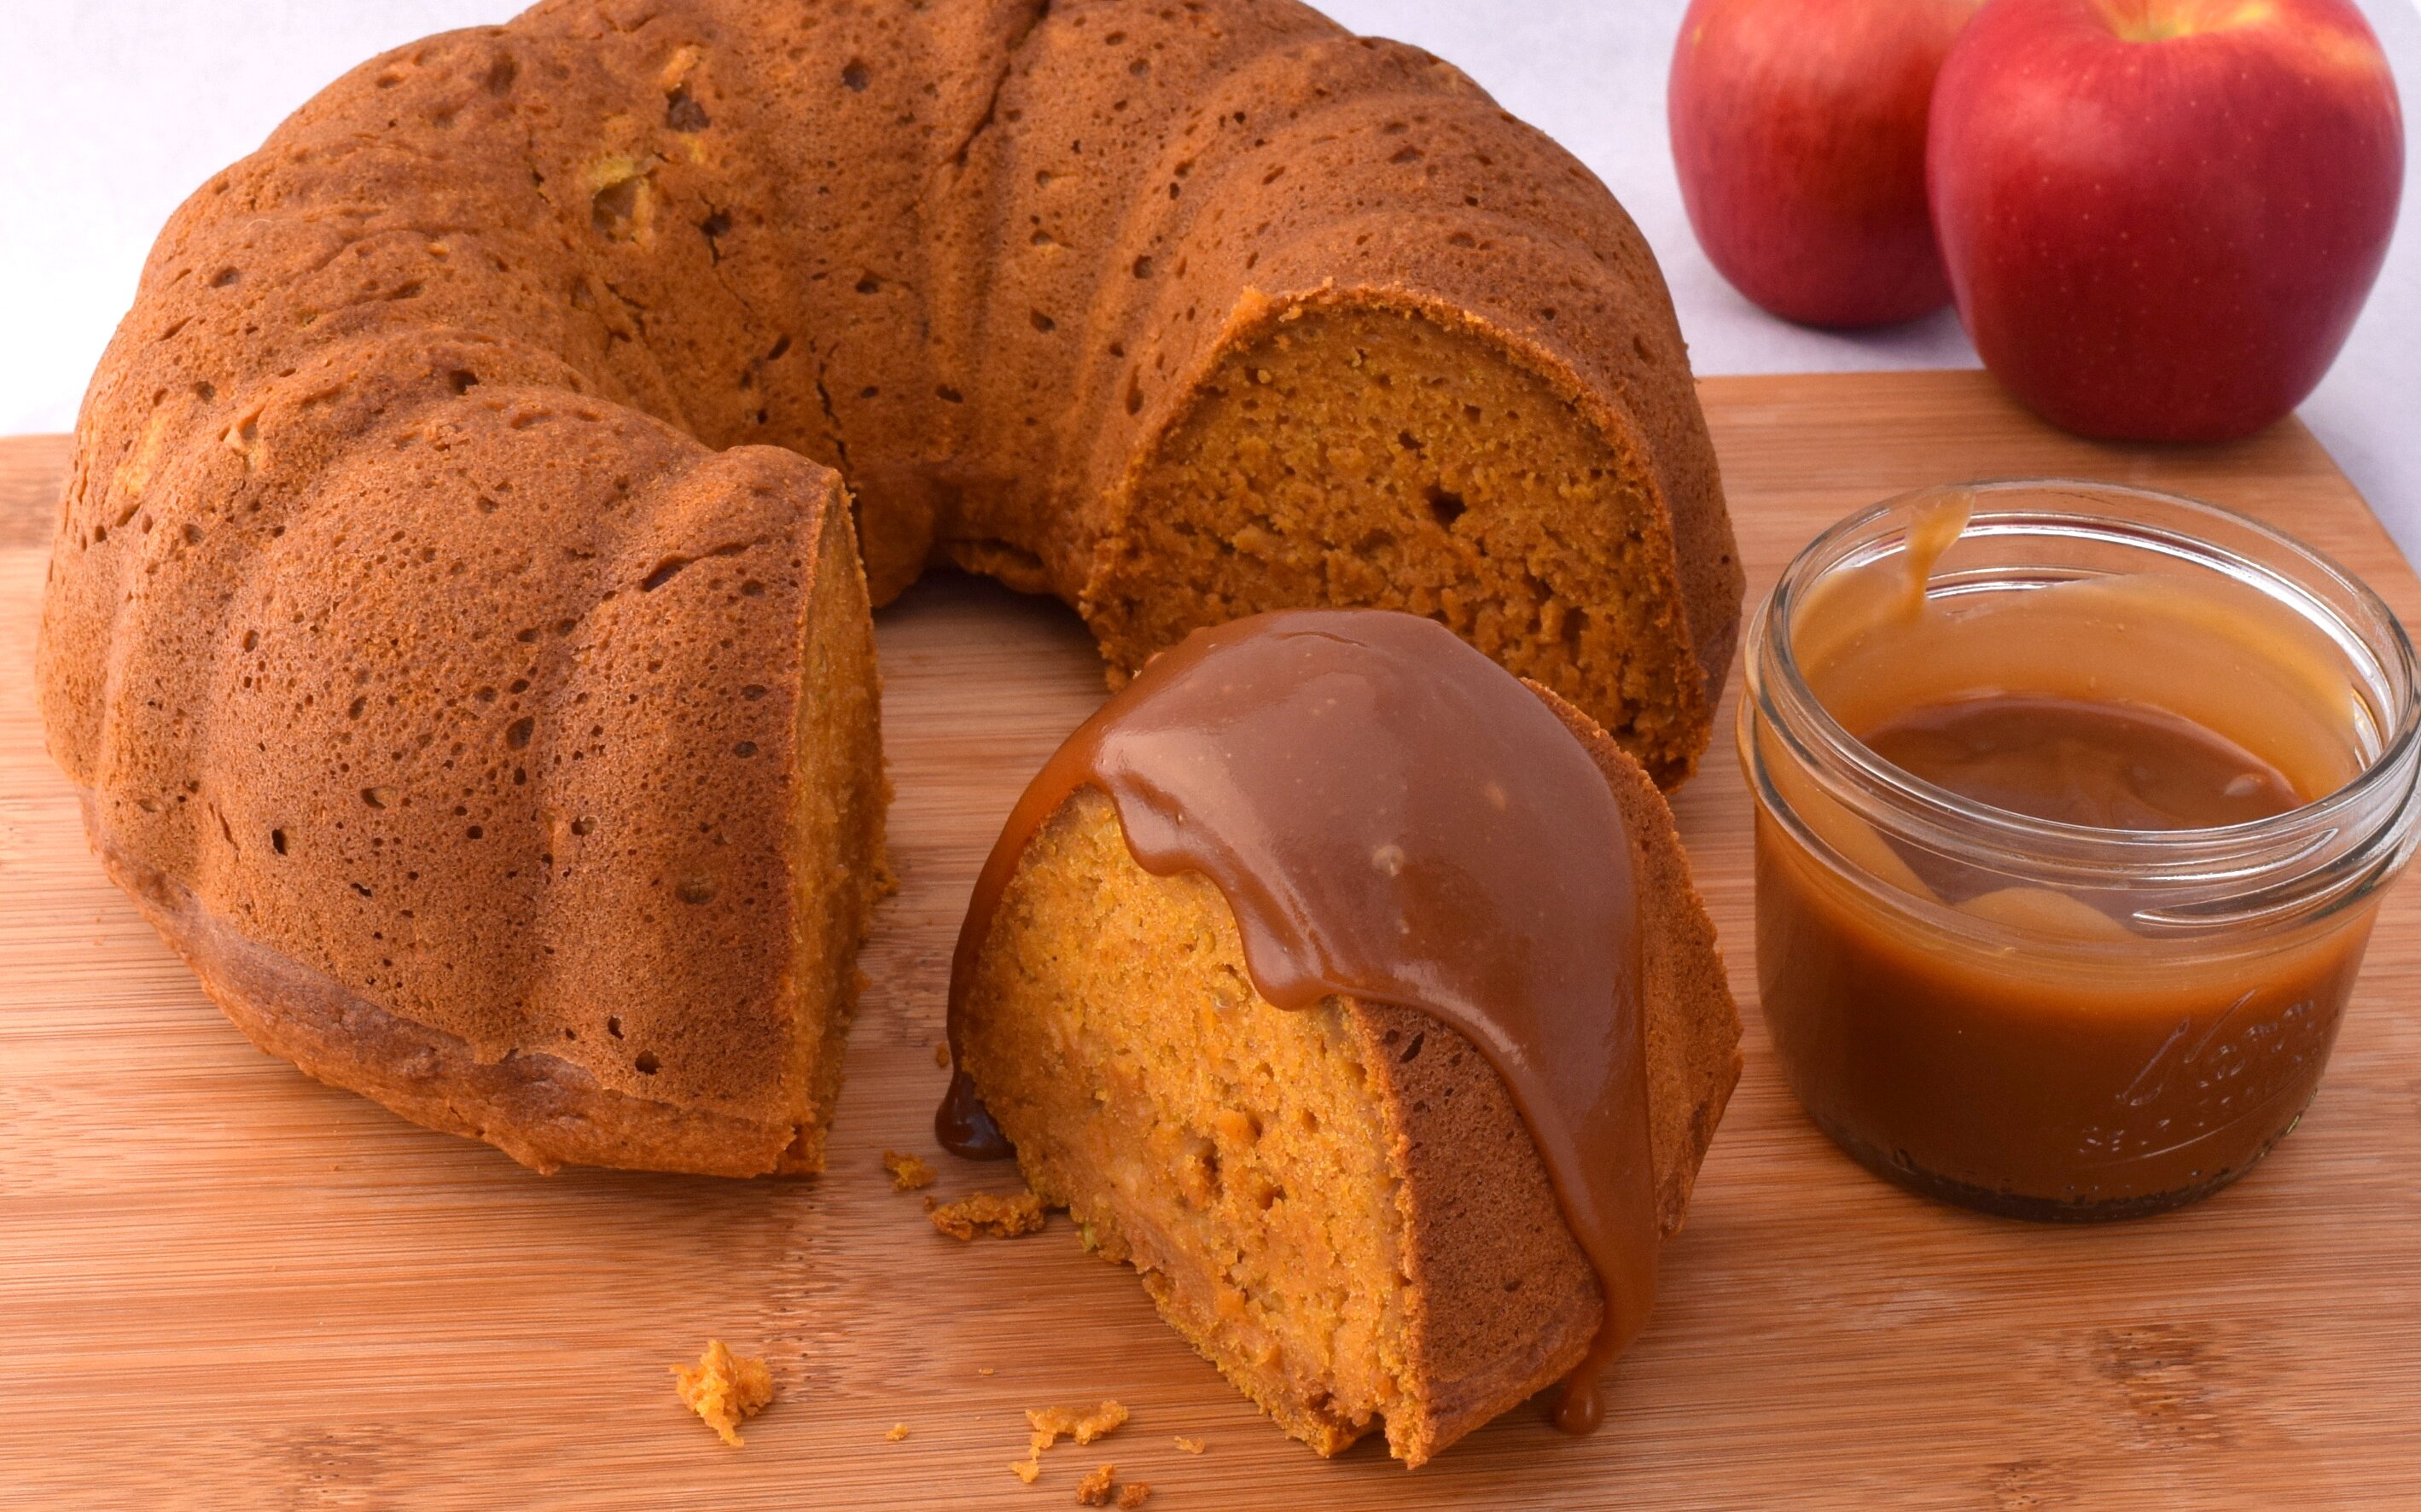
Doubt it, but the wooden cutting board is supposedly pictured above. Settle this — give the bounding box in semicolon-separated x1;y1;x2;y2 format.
4;370;2417;1509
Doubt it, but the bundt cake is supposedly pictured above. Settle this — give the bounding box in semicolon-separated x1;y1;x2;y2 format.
945;610;1741;1463
38;0;1739;1175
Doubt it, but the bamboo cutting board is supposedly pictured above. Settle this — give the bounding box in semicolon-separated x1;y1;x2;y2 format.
3;370;2417;1509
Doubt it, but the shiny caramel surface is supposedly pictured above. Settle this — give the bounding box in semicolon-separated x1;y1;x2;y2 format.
1860;693;2305;832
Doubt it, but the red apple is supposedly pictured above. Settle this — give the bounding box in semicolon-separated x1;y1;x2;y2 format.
1929;0;2404;442
1670;0;1983;327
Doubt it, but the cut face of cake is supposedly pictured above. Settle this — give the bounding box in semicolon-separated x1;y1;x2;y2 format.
946;611;1742;1463
1093;297;1739;788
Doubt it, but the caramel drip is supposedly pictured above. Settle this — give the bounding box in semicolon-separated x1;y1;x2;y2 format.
938;609;1656;1433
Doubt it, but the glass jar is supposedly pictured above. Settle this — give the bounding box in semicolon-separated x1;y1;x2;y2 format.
1739;480;2421;1219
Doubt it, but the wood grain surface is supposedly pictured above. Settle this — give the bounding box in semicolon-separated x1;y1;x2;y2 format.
4;371;2417;1509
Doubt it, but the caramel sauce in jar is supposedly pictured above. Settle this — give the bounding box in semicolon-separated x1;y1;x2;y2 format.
1741;482;2421;1218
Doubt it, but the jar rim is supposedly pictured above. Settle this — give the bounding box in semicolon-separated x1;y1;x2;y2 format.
1745;479;2421;897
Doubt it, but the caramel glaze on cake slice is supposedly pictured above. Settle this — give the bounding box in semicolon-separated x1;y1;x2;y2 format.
943;610;1741;1463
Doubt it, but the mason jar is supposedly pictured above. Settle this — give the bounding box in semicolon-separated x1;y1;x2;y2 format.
1738;480;2421;1219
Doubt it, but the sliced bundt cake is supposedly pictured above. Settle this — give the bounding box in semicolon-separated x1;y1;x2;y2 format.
946;611;1741;1463
40;0;1739;1173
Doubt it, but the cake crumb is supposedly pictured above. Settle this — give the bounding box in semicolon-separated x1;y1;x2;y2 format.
670;1340;773;1447
882;1149;937;1191
979;1366;997;1376
1118;1484;1153;1509
886;1422;910;1442
934;1043;952;1068
931;1189;1046;1240
1013;1399;1128;1485
1075;1464;1116;1506
1028;1399;1128;1451
1172;1435;1206;1454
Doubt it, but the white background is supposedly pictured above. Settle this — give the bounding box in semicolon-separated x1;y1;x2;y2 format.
4;1;2415;549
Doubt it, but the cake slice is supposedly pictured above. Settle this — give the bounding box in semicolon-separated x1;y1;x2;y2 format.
947;612;1740;1464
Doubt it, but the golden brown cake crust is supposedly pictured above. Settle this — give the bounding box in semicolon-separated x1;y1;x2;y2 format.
40;0;1736;1173
90;801;816;1177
